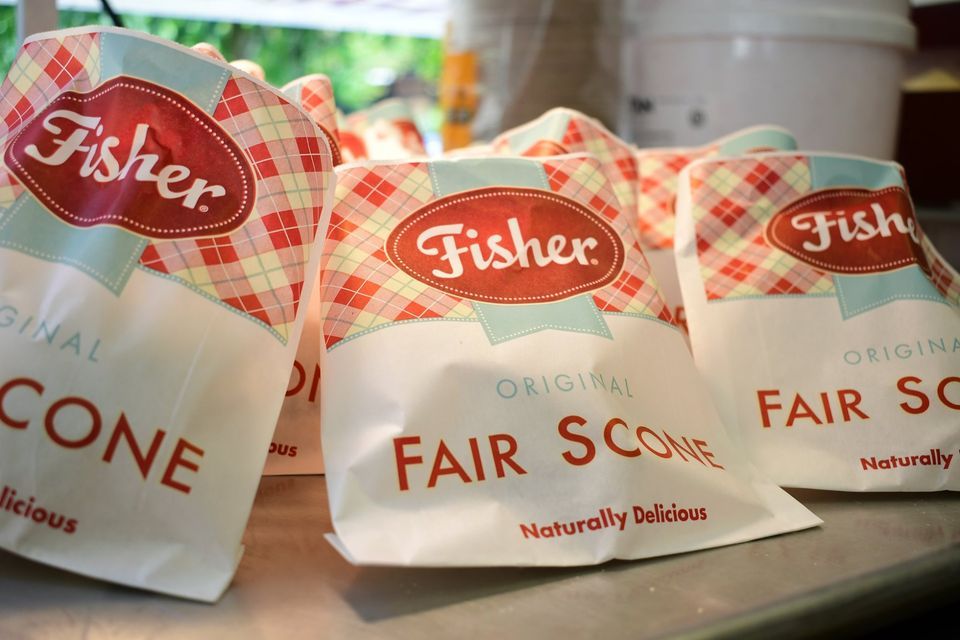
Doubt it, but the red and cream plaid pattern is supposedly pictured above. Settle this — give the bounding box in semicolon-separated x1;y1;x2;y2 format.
343;98;426;158
0;32;332;343
0;32;101;208
321;156;671;348
298;75;337;138
321;161;474;348
688;155;837;300
541;156;671;322
924;238;960;305
0;32;101;141
141;76;333;342
558;116;638;216
636;146;714;250
0;165;23;212
492;110;639;219
284;74;342;165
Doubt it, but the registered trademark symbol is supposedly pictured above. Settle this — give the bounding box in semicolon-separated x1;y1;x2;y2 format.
590;259;599;265
199;205;209;213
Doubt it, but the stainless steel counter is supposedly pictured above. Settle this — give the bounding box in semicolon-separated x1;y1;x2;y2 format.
1;477;959;639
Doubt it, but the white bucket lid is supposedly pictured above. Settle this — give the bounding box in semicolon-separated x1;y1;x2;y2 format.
627;2;916;50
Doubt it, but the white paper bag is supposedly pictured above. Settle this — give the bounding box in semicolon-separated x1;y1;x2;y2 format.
321;153;820;566
0;27;334;600
675;152;960;491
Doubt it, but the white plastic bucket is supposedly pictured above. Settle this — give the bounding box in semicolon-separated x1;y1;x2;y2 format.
620;0;916;158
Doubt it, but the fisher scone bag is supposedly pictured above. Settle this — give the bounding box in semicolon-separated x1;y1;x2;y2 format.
675;152;960;491
635;126;797;327
0;27;334;599
266;73;342;476
343;98;426;160
321;154;819;566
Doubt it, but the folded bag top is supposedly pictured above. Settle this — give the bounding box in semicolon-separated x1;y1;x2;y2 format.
0;26;335;600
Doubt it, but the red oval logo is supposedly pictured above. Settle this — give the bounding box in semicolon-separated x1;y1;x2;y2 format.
764;186;929;275
5;76;256;240
386;187;625;304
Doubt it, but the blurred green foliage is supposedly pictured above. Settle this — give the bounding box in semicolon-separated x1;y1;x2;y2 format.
0;6;441;113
